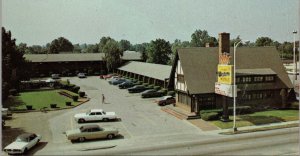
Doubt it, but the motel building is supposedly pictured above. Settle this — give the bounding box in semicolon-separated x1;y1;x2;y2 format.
168;33;293;118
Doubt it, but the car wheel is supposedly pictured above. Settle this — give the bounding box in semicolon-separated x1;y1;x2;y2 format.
103;118;108;122
78;137;85;142
162;102;166;106
79;119;85;123
37;139;40;143
24;148;28;154
107;134;114;139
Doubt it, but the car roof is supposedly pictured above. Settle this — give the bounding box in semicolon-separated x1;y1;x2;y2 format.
90;109;103;112
81;124;100;129
163;95;173;99
17;133;35;140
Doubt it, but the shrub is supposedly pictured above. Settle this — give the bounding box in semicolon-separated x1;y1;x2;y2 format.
66;101;72;106
79;91;85;97
72;95;79;102
201;112;220;121
148;85;154;89
94;72;100;75
228;106;253;115
154;86;161;91
159;89;167;95
50;104;57;108
167;91;175;97
142;83;149;87
26;105;33;110
9;89;18;96
72;86;80;93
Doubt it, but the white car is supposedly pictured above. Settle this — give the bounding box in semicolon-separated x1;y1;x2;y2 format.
2;108;12;118
77;73;86;78
4;133;42;155
74;109;118;123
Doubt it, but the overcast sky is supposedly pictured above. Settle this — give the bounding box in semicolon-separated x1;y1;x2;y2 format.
2;0;299;46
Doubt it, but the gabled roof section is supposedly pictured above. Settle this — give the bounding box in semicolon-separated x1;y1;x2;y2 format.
24;51;141;62
176;47;293;94
118;61;172;81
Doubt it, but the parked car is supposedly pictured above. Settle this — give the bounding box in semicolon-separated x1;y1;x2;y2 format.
111;78;127;85
2;119;5;128
141;89;164;98
128;85;148;93
157;96;176;106
107;77;120;84
2;108;12;118
77;73;86;78
74;109;118;123
3;133;42;155
51;74;60;79
65;124;119;142
102;74;118;79
119;81;135;89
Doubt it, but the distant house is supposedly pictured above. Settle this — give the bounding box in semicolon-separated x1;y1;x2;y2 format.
24;51;141;77
116;61;172;88
168;46;293;114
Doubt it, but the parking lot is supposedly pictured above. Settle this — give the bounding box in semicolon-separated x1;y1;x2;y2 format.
3;76;203;155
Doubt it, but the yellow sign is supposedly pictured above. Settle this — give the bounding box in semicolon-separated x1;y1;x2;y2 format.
217;65;233;84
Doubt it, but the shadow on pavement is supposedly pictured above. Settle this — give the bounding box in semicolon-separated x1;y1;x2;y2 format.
71;134;125;144
26;142;48;155
2;127;27;149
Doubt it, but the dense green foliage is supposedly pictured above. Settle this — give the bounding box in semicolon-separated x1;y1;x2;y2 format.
49;37;74;53
2;27;28;101
146;39;172;65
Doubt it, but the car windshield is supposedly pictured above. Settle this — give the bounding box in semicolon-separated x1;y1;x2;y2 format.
79;126;85;132
16;137;27;142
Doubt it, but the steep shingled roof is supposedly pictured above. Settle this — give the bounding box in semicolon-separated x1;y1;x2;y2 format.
24;51;141;62
118;61;172;81
176;47;293;94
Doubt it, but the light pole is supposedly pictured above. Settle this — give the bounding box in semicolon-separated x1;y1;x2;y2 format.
233;40;248;132
293;30;297;84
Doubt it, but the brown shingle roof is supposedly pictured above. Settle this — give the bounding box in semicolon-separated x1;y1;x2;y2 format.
176;47;293;94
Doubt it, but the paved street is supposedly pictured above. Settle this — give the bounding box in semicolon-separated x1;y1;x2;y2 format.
2;76;299;155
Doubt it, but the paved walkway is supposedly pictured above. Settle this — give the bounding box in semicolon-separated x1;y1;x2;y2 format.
188;119;220;131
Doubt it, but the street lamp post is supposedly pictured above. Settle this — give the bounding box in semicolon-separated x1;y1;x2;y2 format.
233;40;248;132
293;30;297;84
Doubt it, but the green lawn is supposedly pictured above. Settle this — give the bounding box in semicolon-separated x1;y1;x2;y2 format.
210;110;299;129
5;89;81;111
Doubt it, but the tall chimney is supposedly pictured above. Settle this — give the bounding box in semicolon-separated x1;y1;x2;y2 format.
218;32;230;64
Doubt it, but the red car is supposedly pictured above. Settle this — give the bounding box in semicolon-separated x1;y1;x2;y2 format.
157;96;176;106
100;74;114;79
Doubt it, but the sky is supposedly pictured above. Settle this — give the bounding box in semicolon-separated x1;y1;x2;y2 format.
2;0;299;46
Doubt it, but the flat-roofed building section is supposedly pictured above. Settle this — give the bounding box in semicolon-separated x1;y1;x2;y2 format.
24;51;141;77
117;61;172;88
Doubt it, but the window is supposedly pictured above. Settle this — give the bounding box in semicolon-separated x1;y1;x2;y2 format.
265;76;274;82
254;76;263;82
177;74;184;83
90;112;96;115
96;112;102;115
236;77;241;83
242;77;251;83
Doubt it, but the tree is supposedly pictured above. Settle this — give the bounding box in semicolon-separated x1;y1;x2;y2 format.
99;36;113;53
73;44;82;53
119;39;131;52
255;37;274;47
146;39;172;65
102;39;123;72
171;39;190;54
84;44;99;53
49;37;74;53
2;27;27;101
191;29;217;47
132;43;149;62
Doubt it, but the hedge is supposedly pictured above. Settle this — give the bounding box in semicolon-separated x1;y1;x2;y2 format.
167;91;175;96
159;89;167;95
201;112;220;121
72;95;79;102
79;91;85;97
200;106;253;116
154;86;161;91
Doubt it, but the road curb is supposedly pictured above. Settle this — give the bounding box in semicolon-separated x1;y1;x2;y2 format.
10;98;90;113
101;127;298;155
